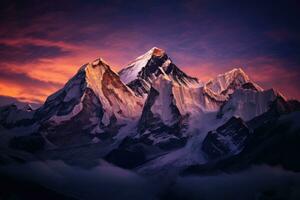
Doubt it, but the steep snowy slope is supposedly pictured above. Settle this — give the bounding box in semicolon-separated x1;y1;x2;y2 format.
148;76;180;126
218;88;280;121
136;97;300;175
34;58;143;145
37;58;143;124
131;68;288;173
137;68;267;137
119;47;164;85
138;68;262;135
119;47;201;97
137;75;186;147
137;74;222;145
200;68;280;121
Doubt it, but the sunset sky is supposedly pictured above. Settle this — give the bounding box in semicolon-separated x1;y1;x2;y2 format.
0;0;300;105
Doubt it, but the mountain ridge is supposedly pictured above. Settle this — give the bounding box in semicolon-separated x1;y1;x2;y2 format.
1;47;298;174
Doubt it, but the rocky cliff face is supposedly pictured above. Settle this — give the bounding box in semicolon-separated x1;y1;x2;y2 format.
202;117;251;159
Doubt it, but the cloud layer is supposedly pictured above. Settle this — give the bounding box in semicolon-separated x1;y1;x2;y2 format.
1;161;300;200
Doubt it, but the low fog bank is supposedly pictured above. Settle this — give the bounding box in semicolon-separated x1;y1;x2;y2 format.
165;166;300;200
1;161;300;200
0;160;155;200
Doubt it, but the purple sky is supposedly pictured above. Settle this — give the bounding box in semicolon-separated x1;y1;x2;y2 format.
0;0;299;103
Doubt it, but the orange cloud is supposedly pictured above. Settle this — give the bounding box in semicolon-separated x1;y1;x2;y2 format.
0;37;140;104
0;81;54;104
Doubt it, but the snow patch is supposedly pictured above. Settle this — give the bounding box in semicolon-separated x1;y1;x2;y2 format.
49;102;83;124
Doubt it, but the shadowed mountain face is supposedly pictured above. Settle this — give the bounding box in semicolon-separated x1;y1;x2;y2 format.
0;47;299;180
202;117;251;159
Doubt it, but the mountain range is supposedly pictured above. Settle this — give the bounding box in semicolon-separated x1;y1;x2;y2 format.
0;47;300;175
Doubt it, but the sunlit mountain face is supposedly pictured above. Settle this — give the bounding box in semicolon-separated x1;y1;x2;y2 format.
1;1;300;200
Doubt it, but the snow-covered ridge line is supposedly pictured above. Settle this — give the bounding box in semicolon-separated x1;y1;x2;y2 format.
205;67;263;98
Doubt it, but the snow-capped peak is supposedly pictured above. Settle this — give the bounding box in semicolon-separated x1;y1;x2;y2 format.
227;68;249;80
205;67;263;97
119;47;166;84
150;47;165;56
119;47;202;97
78;58;110;73
37;57;143;127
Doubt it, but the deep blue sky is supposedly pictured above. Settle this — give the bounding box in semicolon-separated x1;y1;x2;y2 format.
0;0;299;103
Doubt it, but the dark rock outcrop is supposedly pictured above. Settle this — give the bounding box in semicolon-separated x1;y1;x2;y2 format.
202;117;251;159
